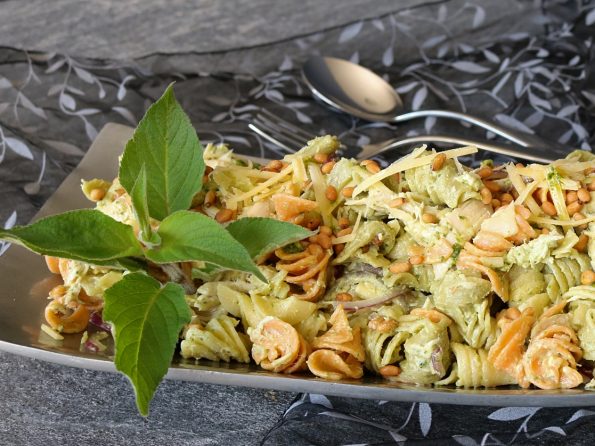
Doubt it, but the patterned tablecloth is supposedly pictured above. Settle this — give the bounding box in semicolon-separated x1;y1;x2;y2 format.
1;0;595;444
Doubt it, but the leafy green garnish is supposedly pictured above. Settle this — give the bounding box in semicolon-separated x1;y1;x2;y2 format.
0;85;311;417
119;84;205;221
226;217;313;261
145;210;266;282
0;210;143;264
103;273;191;417
129;165;160;247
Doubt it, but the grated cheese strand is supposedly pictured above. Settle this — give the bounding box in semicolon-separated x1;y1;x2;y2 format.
41;323;64;341
227;164;293;209
353;146;478;197
506;164;542;216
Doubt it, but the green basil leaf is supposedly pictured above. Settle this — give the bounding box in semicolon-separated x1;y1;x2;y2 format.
226;217;312;260
0;210;143;263
145;210;265;281
129;165;160;247
103;273;191;417
119;84;205;221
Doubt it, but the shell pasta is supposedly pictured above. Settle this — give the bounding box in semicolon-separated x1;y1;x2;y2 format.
43;136;595;391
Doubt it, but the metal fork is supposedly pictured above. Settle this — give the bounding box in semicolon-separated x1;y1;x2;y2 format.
248;109;555;163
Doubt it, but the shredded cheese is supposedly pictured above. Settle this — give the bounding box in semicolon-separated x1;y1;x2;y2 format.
515;178;539;206
353;146;478;197
506;164;542;216
227;164;293;209
41;323;64;341
529;215;595;226
291;156;308;184
308;164;333;227
333;212;362;244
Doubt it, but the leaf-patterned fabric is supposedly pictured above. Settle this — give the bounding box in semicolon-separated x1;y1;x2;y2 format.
1;0;594;443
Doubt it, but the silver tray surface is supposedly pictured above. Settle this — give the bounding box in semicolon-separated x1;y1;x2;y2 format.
1;122;593;407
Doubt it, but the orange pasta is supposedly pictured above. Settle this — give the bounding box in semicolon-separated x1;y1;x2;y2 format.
250;317;310;374
307;305;365;379
521;303;583;389
488;308;535;379
275;242;330;302
271;193;318;221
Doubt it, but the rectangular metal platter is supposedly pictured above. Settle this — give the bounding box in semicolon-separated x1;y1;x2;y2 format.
1;122;593;407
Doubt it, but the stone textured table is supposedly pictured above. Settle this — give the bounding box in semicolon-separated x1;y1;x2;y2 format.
1;1;595;445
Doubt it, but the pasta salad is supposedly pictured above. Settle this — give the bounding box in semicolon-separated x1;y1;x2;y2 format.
44;134;595;391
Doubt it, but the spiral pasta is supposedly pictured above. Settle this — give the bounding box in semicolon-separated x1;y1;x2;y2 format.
566;285;595;360
405;153;482;208
249;316;310;373
521;303;583;389
544;254;591;302
446;343;517;388
275;243;331;302
307;305;365;379
181;315;251;363
432;269;497;349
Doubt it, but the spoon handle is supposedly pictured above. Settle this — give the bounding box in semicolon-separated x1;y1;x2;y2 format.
367;134;556;163
393;110;568;157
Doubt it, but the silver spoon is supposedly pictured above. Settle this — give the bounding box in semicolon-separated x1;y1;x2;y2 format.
302;56;568;160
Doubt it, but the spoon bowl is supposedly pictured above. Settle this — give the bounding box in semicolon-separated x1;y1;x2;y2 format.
302;56;568;159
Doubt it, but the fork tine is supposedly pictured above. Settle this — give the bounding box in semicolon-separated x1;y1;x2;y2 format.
248;121;296;154
254;114;307;149
259;109;317;142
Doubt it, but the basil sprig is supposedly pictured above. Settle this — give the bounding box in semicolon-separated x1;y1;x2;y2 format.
0;85;311;416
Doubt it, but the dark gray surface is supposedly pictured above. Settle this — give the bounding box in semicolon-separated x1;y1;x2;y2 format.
0;351;294;446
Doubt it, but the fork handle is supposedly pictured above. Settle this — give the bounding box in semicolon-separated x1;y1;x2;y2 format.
361;134;558;163
393;110;568;157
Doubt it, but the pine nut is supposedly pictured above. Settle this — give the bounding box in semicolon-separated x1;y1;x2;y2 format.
362;159;381;174
567;201;583;216
491;198;501;208
317;233;332;250
336;292;353;302
336;227;353;237
215;208;234;223
588;178;595;191
319;225;332;236
574;234;589;253
477;166;493;179
566;191;578;204
44;256;61;274
379;365;401;377
480;187;492;205
368;316;397;333
431;153;446;171
334;243;345;254
313;153;329;164
389;261;411;274
89;188;106;202
325;185;338;201
409;255;424;265
541;201;557;216
265;160;283;172
341;186;354;198
500;193;513;203
483;180;501;192
389;198;405;207
577;187;591;203
321;161;336;174
338;217;351;228
581;270;595;285
422;213;438;224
